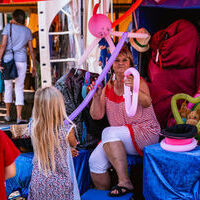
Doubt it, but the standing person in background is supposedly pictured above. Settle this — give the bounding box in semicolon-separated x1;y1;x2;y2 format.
28;86;80;200
0;9;36;124
0;130;20;200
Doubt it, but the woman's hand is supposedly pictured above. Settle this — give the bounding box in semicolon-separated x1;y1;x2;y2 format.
124;75;134;91
89;80;102;98
94;85;102;98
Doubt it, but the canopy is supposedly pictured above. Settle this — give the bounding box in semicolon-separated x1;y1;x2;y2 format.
137;0;200;35
113;0;200;9
142;0;200;9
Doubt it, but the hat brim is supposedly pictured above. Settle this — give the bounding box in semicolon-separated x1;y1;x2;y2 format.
160;124;197;139
130;38;150;53
160;138;197;152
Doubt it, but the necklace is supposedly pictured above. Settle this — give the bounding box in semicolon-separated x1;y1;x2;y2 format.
114;80;124;96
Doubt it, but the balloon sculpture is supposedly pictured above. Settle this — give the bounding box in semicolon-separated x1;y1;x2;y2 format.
64;32;128;124
78;0;146;65
65;0;144;123
124;68;140;117
187;94;200;109
171;93;200;133
171;94;200;124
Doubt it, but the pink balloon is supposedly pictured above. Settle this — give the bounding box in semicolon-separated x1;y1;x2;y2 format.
85;71;90;85
165;138;192;145
110;30;149;39
78;38;100;65
88;14;111;38
160;138;197;152
124;68;140;117
105;35;115;53
187;93;200;109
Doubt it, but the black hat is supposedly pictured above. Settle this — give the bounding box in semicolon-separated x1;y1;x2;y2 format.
160;124;197;139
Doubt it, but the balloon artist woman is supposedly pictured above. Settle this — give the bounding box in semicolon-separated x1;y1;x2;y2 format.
89;44;160;197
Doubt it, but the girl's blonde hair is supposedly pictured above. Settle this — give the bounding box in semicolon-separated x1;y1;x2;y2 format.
32;86;74;173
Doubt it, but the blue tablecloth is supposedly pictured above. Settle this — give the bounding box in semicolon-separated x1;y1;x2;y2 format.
6;152;33;198
81;189;133;200
6;150;91;198
73;149;91;195
143;143;200;200
6;150;142;198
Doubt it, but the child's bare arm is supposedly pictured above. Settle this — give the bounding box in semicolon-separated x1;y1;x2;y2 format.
5;162;16;180
68;128;77;147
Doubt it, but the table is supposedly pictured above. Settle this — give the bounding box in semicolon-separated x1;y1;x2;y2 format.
143;143;200;200
6;150;91;198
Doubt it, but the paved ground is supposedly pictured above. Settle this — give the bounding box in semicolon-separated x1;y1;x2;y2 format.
0;90;35;130
0;103;14;130
0;102;8;125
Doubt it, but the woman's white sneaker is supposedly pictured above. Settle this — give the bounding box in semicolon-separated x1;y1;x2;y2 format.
4;116;11;122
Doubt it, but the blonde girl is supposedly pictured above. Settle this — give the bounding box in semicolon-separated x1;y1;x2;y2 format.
28;86;80;200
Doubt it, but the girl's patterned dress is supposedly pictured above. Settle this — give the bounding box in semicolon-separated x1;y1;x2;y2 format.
105;84;160;152
28;123;80;200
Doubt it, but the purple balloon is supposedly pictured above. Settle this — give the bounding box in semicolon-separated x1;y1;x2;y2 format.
64;32;128;124
85;71;90;85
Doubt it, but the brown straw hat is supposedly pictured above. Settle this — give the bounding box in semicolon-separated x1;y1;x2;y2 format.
130;28;151;52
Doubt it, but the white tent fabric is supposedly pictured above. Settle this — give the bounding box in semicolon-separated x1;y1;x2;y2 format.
38;0;82;87
38;0;111;86
0;14;3;31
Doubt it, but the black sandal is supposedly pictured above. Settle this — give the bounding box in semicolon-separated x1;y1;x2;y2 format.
108;185;133;197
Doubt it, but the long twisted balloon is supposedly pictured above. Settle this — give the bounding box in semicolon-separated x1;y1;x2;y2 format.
64;32;128;124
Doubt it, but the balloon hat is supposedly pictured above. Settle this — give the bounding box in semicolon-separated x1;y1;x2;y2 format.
160;124;198;152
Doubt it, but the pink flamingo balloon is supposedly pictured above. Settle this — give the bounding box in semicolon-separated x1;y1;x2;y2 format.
78;1;147;65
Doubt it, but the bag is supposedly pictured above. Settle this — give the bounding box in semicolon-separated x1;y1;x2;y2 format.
147;19;200;128
2;59;18;80
149;19;199;69
2;23;18;80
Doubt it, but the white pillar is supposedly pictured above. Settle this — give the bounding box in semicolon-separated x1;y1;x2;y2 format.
38;0;72;87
